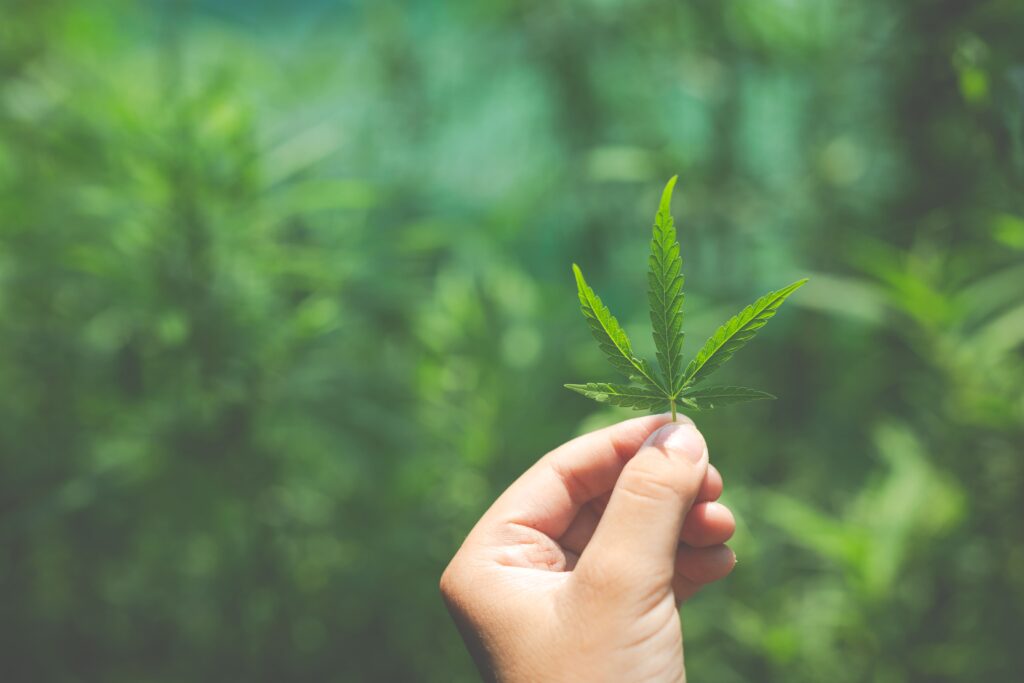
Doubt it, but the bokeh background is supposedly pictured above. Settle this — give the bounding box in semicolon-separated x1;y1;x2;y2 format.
2;0;1023;681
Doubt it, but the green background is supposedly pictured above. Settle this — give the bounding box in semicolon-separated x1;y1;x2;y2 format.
2;1;1023;681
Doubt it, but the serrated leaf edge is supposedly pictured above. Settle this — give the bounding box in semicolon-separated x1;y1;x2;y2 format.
573;263;667;393
681;385;776;408
648;175;686;395
682;279;808;387
564;382;669;411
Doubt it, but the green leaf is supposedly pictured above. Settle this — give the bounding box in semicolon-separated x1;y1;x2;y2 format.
564;383;669;411
566;176;807;418
681;385;776;410
683;279;808;387
648;175;685;394
572;263;664;392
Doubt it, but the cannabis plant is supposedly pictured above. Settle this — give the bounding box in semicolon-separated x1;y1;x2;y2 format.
566;177;807;420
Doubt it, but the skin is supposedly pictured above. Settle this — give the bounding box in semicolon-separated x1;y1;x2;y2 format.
440;413;736;682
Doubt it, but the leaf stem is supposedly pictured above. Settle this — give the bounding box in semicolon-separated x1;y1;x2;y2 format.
670;398;677;422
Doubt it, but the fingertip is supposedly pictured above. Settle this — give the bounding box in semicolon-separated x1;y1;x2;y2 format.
680;501;736;547
649;420;707;465
664;412;696;426
675;544;737;585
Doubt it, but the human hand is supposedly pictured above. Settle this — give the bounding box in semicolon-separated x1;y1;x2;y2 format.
440;414;736;682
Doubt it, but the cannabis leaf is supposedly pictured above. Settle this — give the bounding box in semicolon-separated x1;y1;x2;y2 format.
679;385;777;410
566;176;807;420
573;264;665;392
648;176;685;395
683;279;807;387
564;383;669;411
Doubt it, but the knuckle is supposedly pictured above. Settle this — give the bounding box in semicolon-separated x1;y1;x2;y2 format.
550;459;596;506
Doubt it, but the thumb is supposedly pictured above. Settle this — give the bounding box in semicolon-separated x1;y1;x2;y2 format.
575;419;708;591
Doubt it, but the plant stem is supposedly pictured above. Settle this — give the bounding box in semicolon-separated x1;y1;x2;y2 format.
670;398;677;421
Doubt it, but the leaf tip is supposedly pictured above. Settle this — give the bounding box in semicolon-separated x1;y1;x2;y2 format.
659;175;678;212
571;263;585;285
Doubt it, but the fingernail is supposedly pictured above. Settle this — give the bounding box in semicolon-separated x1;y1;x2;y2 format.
653;422;706;463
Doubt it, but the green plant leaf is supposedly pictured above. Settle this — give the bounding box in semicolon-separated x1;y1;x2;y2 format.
566;177;807;418
680;385;776;410
683;279;808;387
572;263;664;392
648;175;685;394
564;383;669;411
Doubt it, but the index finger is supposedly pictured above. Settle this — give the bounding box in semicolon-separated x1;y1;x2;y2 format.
480;413;678;539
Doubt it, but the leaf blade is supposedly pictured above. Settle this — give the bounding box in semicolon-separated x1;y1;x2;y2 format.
683;279;808;386
573;263;665;392
648;175;685;394
565;383;670;411
681;385;776;410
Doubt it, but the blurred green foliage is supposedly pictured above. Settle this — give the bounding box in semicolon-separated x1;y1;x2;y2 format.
2;1;1023;681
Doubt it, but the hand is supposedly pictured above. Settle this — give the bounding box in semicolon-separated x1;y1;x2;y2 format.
440;414;736;682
